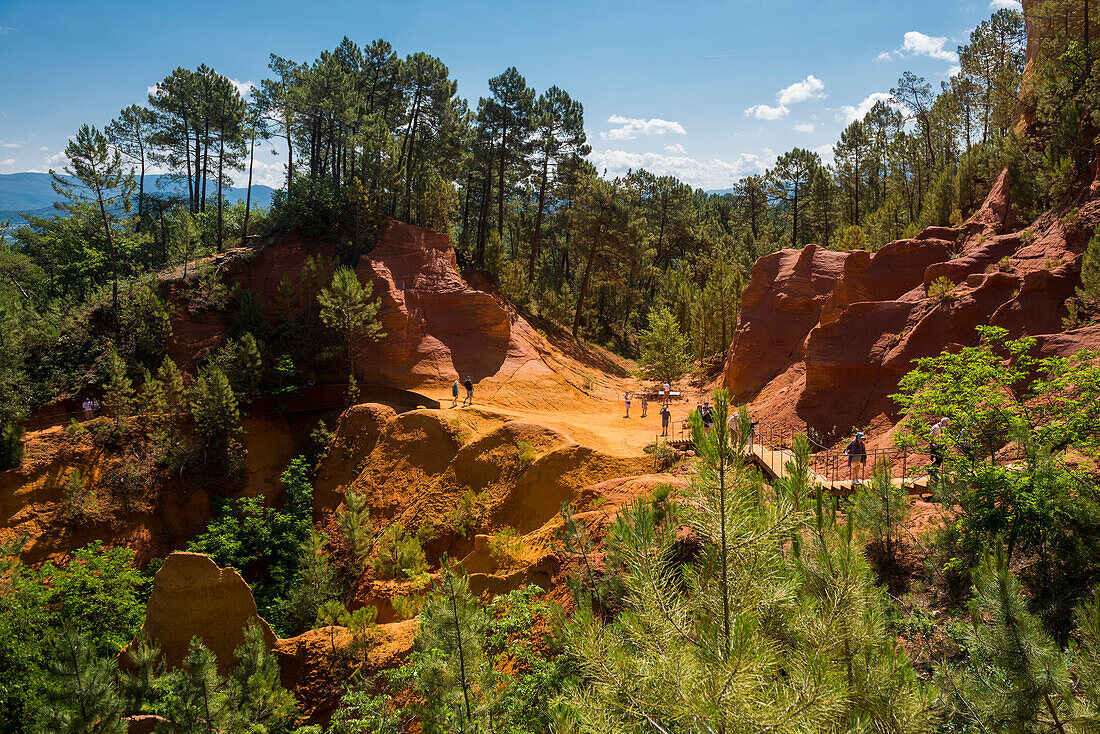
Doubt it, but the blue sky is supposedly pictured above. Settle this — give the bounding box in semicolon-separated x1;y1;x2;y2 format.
0;0;1022;191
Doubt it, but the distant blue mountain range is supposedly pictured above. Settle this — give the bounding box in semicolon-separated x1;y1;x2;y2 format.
0;172;278;225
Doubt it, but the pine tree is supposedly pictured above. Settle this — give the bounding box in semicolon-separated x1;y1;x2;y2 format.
637;306;692;383
852;458;910;564
937;546;1079;733
317;267;385;382
189;365;241;461
412;557;494;733
228;621;297;728
118;634;164;714
337;489;372;571
37;625;127;733
105;105;157;229
159;639;237;733
102;346;134;432
50;124;135;319
560;389;933;733
285;530;338;635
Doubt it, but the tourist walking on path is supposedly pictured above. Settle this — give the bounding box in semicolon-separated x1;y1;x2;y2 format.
701;401;714;432
451;380;460;407
662;382;671;403
640;393;648;418
463;376;474;406
82;398;94;421
845;431;867;485
929;417;950;476
660;404;671;436
624;391;632;418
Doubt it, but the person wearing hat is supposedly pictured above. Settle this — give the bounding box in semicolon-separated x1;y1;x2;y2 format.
845;431;868;485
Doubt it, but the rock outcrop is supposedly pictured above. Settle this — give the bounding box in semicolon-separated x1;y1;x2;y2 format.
162;219;626;409
142;552;277;672
724;168;1092;444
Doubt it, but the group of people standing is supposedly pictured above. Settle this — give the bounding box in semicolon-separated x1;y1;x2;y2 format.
624;382;675;436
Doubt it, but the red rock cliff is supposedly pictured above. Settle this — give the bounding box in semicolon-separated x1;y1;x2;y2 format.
723;169;1094;443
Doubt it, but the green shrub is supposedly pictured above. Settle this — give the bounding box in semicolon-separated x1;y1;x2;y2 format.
488;527;523;570
515;440;536;467
373;523;428;580
927;276;956;304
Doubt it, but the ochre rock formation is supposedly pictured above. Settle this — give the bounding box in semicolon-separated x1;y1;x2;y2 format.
274;619;417;724
0;415;310;566
724;168;1093;445
162;219;624;409
142;552;277;672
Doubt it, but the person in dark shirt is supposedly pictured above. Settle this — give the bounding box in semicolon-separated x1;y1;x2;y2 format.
463;376;474;406
660;404;671;436
845;431;867;485
701;402;714;431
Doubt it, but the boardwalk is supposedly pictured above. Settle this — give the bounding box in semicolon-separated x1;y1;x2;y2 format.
666;420;928;497
747;443;928;496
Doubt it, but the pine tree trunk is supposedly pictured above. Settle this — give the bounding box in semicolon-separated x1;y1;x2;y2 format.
572;217;602;338
498;120;508;240
243;129;255;247
530;150;550;283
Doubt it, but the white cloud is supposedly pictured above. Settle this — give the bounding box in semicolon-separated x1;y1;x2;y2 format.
664;143;687;154
947;65;962;77
877;51;894;62
38;146;48;152
745;103;789;120
744;74;825;121
899;31;959;63
147;85;162;98
0;159;16;168
229;78;255;98
44;151;68;168
0;142;20;148
990;0;1022;9
814;144;836;165
589;148;768;190
777;75;826;105
794;122;815;133
839;91;896;123
0;26;13;35
600;115;687;140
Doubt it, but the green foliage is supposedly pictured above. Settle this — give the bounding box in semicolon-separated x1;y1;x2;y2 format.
37;625;127;734
284;530;338;636
0;542;147;731
373;523;428;580
936;546;1100;732
851;458;910;563
1079;228;1100;307
893;326;1100;630
61;468;100;523
839;223;867;250
187;456;313;635
337;488;372;571
317;266;385;379
228;620;298;728
488;527;523;570
637;306;692;383
514;440;536;467
189;364;242;462
559;389;933;732
927;275;956;303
